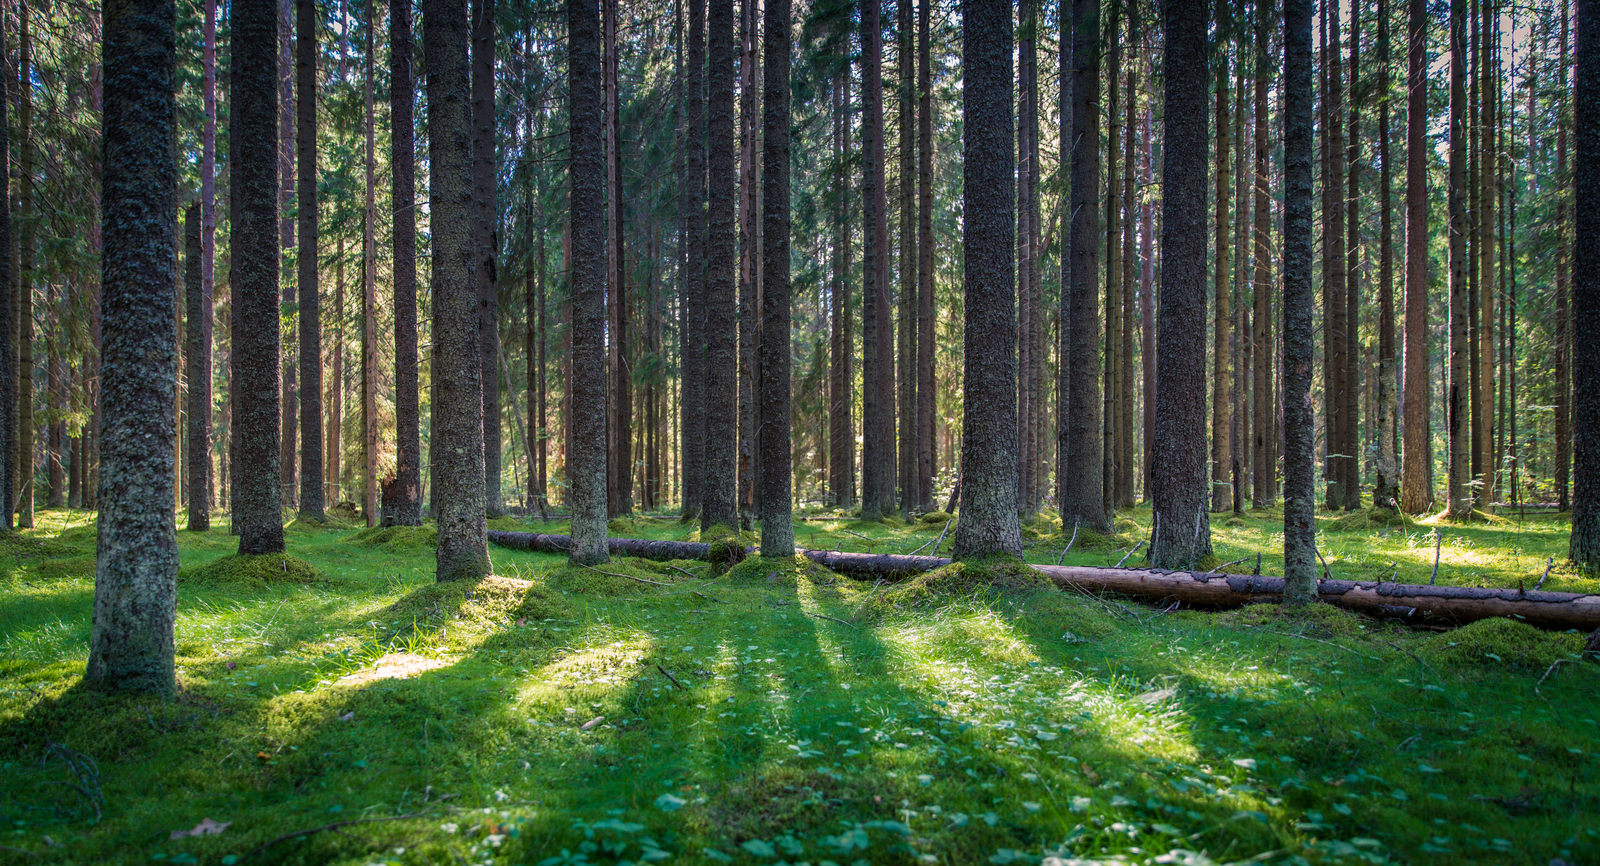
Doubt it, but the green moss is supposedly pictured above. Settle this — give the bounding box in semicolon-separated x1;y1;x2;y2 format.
0;533;76;559
348;524;439;551
704;525;749;575
1223;517;1247;528
1113;517;1142;534
1018;591;1120;641
1419;617;1583;671
875;558;1052;611
488;515;528;532
548;557;669;596
387;574;569;629
181;553;322;589
919;511;953;525
1325;508;1411;532
606;517;634;535
33;556;96;581
53;524;99;548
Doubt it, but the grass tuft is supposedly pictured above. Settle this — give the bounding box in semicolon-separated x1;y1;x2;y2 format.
180;552;322;589
1419;616;1584;671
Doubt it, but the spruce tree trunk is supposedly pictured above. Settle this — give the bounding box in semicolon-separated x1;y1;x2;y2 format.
16;3;33;530
392;0;422;526
1375;0;1399;508
296;0;324;522
426;0;491;578
1401;0;1433;513
1282;0;1317;602
1151;0;1213;568
1120;40;1137;510
361;0;379;527
859;0;892;522
185;201;211;531
1252;4;1273;509
1140;97;1156;504
472;0;501;518
278;0;297;510
701;0;738;531
1104;0;1122;519
828;69;854;509
0;5;11;531
89;0;179;695
898;0;917;517
1557;0;1571;513
952;0;1022;561
1212;33;1232;515
1446;0;1472;519
1570;0;1598;572
1325;4;1349;511
1061;0;1107;533
735;0;757;526
234;0;285;555
329;240;344;505
1344;0;1363;510
758;0;792;556
915;0;935;511
1477;0;1497;507
1017;0;1035;520
680;0;707;520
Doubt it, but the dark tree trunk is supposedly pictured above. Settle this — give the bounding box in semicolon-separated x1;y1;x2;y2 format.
278;0;297;511
1061;0;1107;532
0;4;11;531
426;0;490;578
1140;95;1156;504
701;0;738;531
1324;1;1349;511
1212;24;1232;515
185;202;211;531
567;0;609;563
472;0;502;518
1119;28;1137;509
758;0;792;556
391;0;421;526
89;0;179;695
859;0;893;522
1446;0;1471;518
828;68;854;508
1557;0;1572;513
680;0;706;520
736;0;757;526
1345;0;1364;510
1253;0;1273;509
1151;0;1212;568
360;0;379;527
1017;0;1035;519
1401;0;1433;512
898;0;917;517
16;3;33;529
1102;0;1121;519
233;0;284;555
1282;0;1317;602
1375;0;1399;508
606;0;632;518
1571;0;1599;571
295;0;323;522
916;0;935;511
952;0;1022;561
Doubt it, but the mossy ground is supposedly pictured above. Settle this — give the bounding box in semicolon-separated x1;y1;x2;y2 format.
0;506;1597;865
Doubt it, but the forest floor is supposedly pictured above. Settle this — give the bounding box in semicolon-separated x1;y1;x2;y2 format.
0;505;1596;865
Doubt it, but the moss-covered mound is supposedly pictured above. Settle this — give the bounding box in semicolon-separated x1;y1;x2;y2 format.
348;524;438;551
1218;601;1367;637
181;553;322;589
0;533;78;560
1419;617;1583;671
1325;508;1411;532
53;524;99;548
549;557;671;596
34;556;96;581
387;574;569;628
725;554;834;587
704;525;749;575
877;558;1053;610
488;515;528;532
919;511;953;525
1058;526;1122;551
328;501;361;522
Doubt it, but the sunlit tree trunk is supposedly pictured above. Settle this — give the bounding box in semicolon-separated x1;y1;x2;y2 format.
758;0;792;555
1283;0;1317;602
392;0;421;525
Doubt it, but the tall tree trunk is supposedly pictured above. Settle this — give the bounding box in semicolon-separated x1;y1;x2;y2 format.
185;204;210;529
234;0;284;555
1283;0;1317;601
1233;44;1247;515
859;0;893;522
0;0;12;531
1324;1;1349;511
1375;0;1399;508
701;0;738;531
1556;0;1571;513
952;0;1022;561
279;0;297;509
736;0;758;525
828;68;854;509
1104;0;1123;519
1401;0;1433;512
1253;0;1273;509
296;0;324;521
1446;0;1472;518
759;0;792;555
472;0;501;518
1119;33;1137;510
1017;0;1035;519
568;0;608;561
1140;94;1156;504
16;2;33;529
89;0;179;695
1062;0;1107;532
680;0;707;521
1345;0;1364;509
392;0;421;525
1476;0;1497;507
426;0;491;578
360;0;379;527
898;0;917;517
1150;0;1213;567
915;0;934;511
1212;20;1232;515
329;240;344;505
1570;0;1599;571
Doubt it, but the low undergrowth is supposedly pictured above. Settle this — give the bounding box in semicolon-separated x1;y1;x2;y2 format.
0;508;1595;866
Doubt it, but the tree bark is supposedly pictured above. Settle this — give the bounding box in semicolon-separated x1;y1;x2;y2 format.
953;0;1022;561
89;0;179;696
1557;0;1572;513
758;0;792;556
279;0;297;510
606;0;632;519
1375;0;1399;508
16;3;33;529
1017;0;1035;519
296;0;324;522
1212;23;1232;515
1282;0;1317;602
426;0;490;578
898;0;917;517
915;0;935;511
472;0;501;518
1401;0;1432;513
1345;0;1364;510
859;0;893;522
0;3;11;531
702;0;738;531
1446;0;1472;519
1104;0;1122;519
681;0;707;520
568;0;609;564
185;201;211;531
1151;0;1212;568
1571;0;1599;572
1324;2;1349;511
392;0;422;526
736;0;758;526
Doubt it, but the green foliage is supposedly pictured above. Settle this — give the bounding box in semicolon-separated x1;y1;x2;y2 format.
919;510;953;525
348;524;439;551
180;553;322;589
1419;617;1584;671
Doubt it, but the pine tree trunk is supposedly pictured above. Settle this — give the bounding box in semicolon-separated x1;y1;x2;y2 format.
898;0;917;517
1477;0;1497;507
829;68;854;509
1140;96;1156;504
426;0;491;578
1062;0;1107;532
279;0;297;510
1324;3;1349;511
1212;29;1232;515
471;0;501;518
701;0;738;531
1345;0;1364;510
915;0;935;511
1119;42;1137;510
1570;0;1599;571
758;0;792;555
89;0;179;695
0;3;11;531
680;0;707;521
1151;0;1211;567
1104;0;1123;519
1401;0;1433;512
1375;0;1400;508
1016;0;1035;520
1253;0;1273;508
329;240;344;505
1557;0;1571;513
392;0;422;526
953;0;1022;561
736;0;759;526
1446;0;1472;519
234;0;285;555
184;200;211;530
859;0;892;522
1283;0;1317;601
296;0;324;522
16;3;34;529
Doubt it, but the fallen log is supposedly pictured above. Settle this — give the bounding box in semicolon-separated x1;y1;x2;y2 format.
485;531;1600;630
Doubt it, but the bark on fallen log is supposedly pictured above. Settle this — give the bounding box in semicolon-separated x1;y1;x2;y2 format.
485;531;1600;630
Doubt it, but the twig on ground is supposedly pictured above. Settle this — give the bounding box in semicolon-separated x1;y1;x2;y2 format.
579;563;671;587
851;578;886;616
691;589;726;604
665;564;703;580
1430;531;1443;585
1536;557;1554;591
1316;548;1335;582
1536;659;1573;691
1056;519;1081;566
1113;541;1145;568
237;812;427;861
807;612;859;629
655;664;687;690
0;845;38;857
1204;557;1251;575
840;529;874;542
